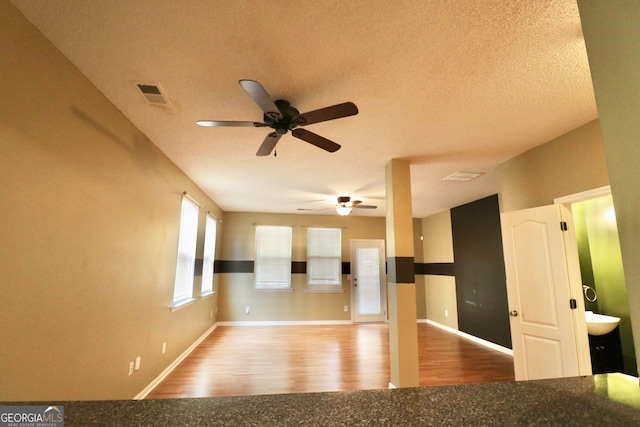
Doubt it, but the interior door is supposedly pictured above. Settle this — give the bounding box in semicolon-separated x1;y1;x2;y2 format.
350;239;386;323
501;204;590;380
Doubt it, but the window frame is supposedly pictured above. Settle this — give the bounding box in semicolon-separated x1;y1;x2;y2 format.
200;213;217;297
306;227;343;292
171;196;199;309
254;225;293;291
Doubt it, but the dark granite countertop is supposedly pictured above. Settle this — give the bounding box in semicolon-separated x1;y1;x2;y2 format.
3;374;640;426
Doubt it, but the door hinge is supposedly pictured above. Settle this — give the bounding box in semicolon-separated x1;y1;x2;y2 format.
560;221;568;231
569;298;577;309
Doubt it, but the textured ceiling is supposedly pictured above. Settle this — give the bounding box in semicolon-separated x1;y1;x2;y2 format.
11;0;597;217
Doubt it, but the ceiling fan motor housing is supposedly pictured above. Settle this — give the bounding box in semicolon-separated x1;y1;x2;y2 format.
263;100;306;135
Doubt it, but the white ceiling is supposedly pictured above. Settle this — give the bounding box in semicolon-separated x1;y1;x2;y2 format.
11;0;597;218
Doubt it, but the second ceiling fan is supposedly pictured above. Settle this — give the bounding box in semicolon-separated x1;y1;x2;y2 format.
197;80;358;156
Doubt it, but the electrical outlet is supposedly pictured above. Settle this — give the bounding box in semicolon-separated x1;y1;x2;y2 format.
135;356;141;371
445;309;449;317
344;305;348;312
245;305;250;314
210;310;213;318
162;342;166;354
128;361;134;376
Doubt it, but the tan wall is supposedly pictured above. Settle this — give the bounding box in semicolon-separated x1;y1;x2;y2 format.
424;276;458;329
497;120;609;213
422;210;454;263
0;3;222;401
421;210;457;328
421;121;610;331
218;212;386;321
413;218;427;319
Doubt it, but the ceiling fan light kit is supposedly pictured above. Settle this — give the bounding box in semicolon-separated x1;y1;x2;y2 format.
336;206;352;216
197;80;358;157
334;196;377;216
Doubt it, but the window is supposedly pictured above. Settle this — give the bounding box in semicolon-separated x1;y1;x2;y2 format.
172;196;199;307
201;213;217;296
254;226;292;290
307;227;342;290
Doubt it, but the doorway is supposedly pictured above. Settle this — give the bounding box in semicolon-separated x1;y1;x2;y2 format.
350;239;386;323
556;187;637;376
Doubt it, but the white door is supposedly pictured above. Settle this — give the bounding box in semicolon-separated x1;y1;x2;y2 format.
501;204;590;380
350;239;386;323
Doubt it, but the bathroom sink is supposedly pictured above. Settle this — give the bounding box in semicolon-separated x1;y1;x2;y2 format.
585;311;620;336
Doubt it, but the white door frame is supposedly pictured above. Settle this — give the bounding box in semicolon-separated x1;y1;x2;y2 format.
553;185;612;376
350;239;387;323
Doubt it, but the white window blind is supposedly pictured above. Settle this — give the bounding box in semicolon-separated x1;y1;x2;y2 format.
254;226;292;289
201;214;217;296
172;196;199;306
307;227;342;289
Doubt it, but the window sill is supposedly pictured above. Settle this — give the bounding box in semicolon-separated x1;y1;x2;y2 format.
171;298;196;312
200;291;215;299
304;288;345;293
253;287;293;292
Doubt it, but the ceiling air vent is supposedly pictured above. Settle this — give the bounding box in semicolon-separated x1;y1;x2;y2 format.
443;171;484;182
134;82;170;106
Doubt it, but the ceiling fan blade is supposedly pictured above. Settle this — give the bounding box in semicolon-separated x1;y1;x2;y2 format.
297;207;332;212
298;102;358;126
291;128;341;153
353;204;377;209
196;120;265;127
239;80;283;120
256;132;281;156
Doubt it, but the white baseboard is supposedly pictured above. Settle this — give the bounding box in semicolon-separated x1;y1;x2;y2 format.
134;323;218;400
216;320;354;326
388;382;397;389
426;319;513;356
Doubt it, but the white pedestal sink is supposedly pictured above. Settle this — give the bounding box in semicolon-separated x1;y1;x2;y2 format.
585;311;620;336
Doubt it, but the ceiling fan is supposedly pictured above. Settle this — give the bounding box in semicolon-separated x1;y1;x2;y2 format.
196;80;358;156
299;196;377;216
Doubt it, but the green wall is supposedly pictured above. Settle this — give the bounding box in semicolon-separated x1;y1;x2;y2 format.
574;196;636;375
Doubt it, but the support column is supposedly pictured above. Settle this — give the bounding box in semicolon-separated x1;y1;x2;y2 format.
385;158;419;388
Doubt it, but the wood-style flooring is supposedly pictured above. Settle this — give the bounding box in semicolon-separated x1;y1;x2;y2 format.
146;323;515;399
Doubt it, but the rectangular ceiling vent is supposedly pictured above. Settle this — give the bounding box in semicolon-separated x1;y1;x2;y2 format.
443;171;484;182
134;82;170;106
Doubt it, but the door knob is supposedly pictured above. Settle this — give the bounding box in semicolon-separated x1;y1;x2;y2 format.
509;310;518;317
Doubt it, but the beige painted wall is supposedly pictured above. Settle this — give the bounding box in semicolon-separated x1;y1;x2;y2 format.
421;120;610;332
421;210;457;328
218;212;387;321
497;120;609;213
422;210;454;263
0;3;222;400
413;218;427;320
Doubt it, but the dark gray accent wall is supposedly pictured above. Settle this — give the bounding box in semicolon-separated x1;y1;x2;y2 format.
417;263;455;276
215;261;353;274
451;195;511;349
388;257;415;283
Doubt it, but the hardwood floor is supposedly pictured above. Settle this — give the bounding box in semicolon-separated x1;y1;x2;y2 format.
146;323;515;399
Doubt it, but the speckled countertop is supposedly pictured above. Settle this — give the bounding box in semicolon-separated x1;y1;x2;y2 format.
5;374;640;426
